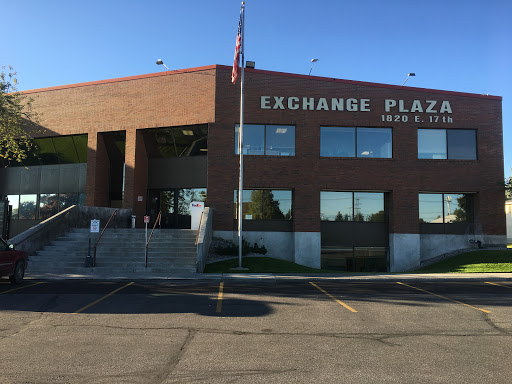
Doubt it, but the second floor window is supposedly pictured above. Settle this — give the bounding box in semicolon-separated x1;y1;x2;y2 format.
235;124;295;156
320;127;392;158
418;129;477;160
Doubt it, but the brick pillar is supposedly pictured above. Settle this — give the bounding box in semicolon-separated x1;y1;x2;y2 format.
85;131;110;207
123;129;148;227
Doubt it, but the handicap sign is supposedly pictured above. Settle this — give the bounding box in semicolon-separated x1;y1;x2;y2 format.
90;219;100;233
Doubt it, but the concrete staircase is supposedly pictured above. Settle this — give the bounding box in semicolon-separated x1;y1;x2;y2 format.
28;228;198;276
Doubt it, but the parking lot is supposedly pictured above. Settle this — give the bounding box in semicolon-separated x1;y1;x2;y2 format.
1;278;511;383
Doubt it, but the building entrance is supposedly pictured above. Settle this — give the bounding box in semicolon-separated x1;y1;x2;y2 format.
148;188;206;229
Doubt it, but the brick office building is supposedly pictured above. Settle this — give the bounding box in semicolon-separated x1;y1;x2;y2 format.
0;65;506;271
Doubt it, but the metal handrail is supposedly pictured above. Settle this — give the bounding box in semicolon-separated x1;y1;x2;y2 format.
145;211;162;268
93;210;117;267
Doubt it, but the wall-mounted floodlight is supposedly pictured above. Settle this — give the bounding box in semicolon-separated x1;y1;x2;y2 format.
246;61;255;69
309;58;319;76
156;59;170;71
402;72;416;86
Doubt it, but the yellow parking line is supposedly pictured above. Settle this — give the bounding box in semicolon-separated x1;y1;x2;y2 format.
73;282;134;314
0;282;45;294
216;282;224;313
397;282;491;314
309;282;357;313
485;282;512;289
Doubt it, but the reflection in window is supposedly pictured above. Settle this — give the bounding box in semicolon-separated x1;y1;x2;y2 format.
419;193;472;223
160;191;175;214
235;125;295;156
7;195;19;219
418;129;477;160
59;193;79;211
178;189;207;215
320;192;352;221
354;192;385;222
357;128;392;158
19;194;37;219
320;127;392;158
321;192;385;222
234;190;292;220
40;194;59;220
53;136;80;163
320;127;355;157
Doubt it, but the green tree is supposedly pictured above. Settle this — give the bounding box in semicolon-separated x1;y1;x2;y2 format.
247;190;285;220
0;66;39;167
505;176;512;199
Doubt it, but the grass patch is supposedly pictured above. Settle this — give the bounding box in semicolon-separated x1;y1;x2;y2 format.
204;257;337;274
416;250;512;273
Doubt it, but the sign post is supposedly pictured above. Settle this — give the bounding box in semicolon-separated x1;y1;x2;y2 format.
144;215;150;267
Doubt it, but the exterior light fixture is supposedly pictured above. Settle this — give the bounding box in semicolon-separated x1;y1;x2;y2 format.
182;130;194;136
156;59;170;71
246;61;255;69
402;73;416;86
309;58;319;76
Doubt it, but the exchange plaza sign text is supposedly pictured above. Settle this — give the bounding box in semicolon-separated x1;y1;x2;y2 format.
260;96;453;114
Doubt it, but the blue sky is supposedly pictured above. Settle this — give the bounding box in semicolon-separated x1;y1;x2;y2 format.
3;0;511;177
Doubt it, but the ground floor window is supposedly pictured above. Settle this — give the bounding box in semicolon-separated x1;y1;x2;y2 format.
8;193;85;221
234;190;292;220
321;246;388;272
419;193;472;223
320;191;386;222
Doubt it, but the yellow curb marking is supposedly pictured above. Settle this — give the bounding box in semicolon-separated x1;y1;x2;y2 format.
397;282;491;314
216;282;224;313
73;282;134;314
485;282;512;289
309;282;357;313
0;282;45;295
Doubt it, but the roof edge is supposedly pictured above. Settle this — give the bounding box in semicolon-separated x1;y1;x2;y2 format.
22;64;502;100
20;65;220;94
216;65;501;100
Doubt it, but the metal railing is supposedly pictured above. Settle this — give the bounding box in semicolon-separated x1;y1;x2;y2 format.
93;210;117;267
145;211;162;268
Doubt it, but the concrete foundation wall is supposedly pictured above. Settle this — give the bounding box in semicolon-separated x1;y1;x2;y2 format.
294;232;321;269
389;234;421;272
419;234;507;263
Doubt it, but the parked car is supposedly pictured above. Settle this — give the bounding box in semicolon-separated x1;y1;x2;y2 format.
0;238;28;284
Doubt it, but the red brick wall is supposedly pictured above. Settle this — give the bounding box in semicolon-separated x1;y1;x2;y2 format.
209;67;505;235
28;67;217;214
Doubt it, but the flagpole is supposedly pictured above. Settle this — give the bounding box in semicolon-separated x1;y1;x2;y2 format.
237;1;245;269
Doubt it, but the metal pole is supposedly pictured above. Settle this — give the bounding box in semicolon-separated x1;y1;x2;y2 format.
237;2;245;269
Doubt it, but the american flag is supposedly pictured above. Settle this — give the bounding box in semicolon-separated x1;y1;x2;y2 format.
231;10;243;84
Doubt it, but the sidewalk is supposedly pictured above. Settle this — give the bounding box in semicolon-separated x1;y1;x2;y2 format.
25;271;512;282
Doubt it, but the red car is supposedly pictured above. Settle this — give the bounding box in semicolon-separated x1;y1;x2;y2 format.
0;238;28;284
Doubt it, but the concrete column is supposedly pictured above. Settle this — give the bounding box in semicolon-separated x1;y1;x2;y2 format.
294;232;321;269
389;233;420;272
85;131;110;207
123;129;148;227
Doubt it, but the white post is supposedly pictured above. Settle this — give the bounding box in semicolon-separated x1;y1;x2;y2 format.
237;2;245;269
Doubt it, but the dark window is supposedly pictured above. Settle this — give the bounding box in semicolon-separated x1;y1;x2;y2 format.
59;193;79;211
320;127;392;158
321;191;385;222
235;125;295;156
447;130;477;160
418;129;477;160
234;190;292;220
419;193;472;223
